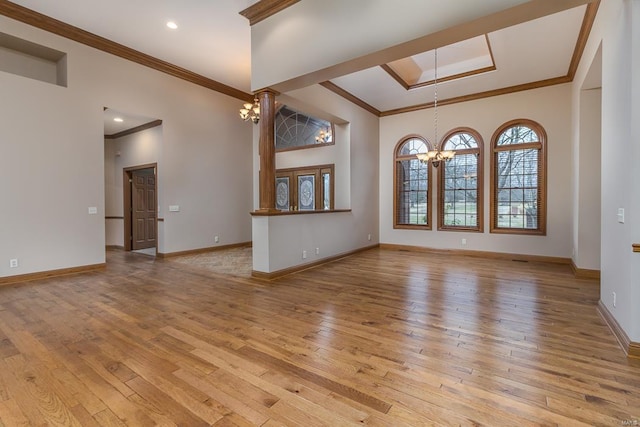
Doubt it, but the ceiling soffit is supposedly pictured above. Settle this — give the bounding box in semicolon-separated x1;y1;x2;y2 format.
383;35;496;90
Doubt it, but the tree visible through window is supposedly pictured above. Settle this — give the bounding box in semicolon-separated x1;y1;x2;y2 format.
491;119;546;235
439;129;483;231
394;136;432;229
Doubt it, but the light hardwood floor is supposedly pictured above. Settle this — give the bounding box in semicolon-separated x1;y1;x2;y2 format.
0;248;638;426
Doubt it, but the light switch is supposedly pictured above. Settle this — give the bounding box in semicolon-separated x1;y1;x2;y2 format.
617;208;625;224
88;207;98;214
169;205;180;212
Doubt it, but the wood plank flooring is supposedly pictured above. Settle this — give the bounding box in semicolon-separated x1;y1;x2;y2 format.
0;247;638;426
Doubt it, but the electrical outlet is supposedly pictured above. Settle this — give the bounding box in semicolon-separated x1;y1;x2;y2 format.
214;235;219;243
461;238;467;246
302;250;307;259
9;259;18;268
315;247;320;255
367;233;372;241
613;292;617;308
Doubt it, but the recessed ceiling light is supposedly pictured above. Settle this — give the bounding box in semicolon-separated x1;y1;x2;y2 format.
114;117;124;122
166;21;178;30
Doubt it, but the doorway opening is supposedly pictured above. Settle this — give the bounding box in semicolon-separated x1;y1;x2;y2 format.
124;164;158;255
104;107;162;258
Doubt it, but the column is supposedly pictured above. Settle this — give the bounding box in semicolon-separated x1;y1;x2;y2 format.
257;89;278;212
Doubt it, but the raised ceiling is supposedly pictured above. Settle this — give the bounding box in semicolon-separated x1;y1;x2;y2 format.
2;0;597;118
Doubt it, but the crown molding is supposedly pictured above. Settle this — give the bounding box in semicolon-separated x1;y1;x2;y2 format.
105;119;163;140
329;1;600;117
239;0;300;26
0;1;253;102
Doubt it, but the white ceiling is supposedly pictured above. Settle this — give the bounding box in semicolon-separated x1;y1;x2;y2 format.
333;5;587;112
6;1;592;127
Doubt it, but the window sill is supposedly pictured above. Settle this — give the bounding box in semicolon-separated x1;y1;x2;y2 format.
250;209;351;217
394;224;432;231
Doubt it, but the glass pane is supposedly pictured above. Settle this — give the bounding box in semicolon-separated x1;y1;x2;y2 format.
322;173;330;210
298;175;315;211
494;146;540;229
441;151;478;228
396;159;428;225
275;177;290;210
399;138;428;156
497;125;539;145
443;132;478;150
276;105;333;150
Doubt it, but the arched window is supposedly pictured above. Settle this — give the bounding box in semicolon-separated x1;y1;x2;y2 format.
490;119;546;235
394;135;432;229
438;128;483;231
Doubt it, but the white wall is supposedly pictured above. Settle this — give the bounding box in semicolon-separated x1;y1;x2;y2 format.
380;84;573;257
572;0;640;342
575;88;601;270
0;16;252;278
104;125;162;248
252;84;379;273
275;123;351;209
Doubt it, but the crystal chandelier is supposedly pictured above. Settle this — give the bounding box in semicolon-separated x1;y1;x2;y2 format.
416;48;455;167
239;97;260;124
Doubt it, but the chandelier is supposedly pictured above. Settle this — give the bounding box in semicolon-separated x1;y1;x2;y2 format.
315;128;332;144
416;48;455;167
239;97;260;123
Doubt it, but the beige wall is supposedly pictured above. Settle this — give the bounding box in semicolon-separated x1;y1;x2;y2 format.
0;15;252;278
252;84;379;273
379;84;573;258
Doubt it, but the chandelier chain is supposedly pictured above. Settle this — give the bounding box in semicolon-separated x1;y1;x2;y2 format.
434;48;438;149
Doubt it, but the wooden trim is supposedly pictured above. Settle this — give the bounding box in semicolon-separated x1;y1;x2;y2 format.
568;1;600;80
326;4;594;118
251;244;379;280
239;0;300;26
632;244;640;253
379;243;572;265
250;208;351;217
489;118;547;236
597;300;640;359
275;164;334;211
319;81;381;116
0;263;106;286
382;34;496;91
437;127;484;233
106;245;124;250
105;119;162;139
157;241;252;259
258;89;278;211
157;217;165;222
0;2;252;102
393;135;432;230
105;216;124;220
570;259;601;279
380;76;571;117
380;64;410;90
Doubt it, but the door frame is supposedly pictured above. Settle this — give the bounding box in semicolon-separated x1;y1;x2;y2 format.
123;163;157;251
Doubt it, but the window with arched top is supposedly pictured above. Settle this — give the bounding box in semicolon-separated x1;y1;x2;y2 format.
438;128;484;232
394;135;433;229
490;119;547;235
